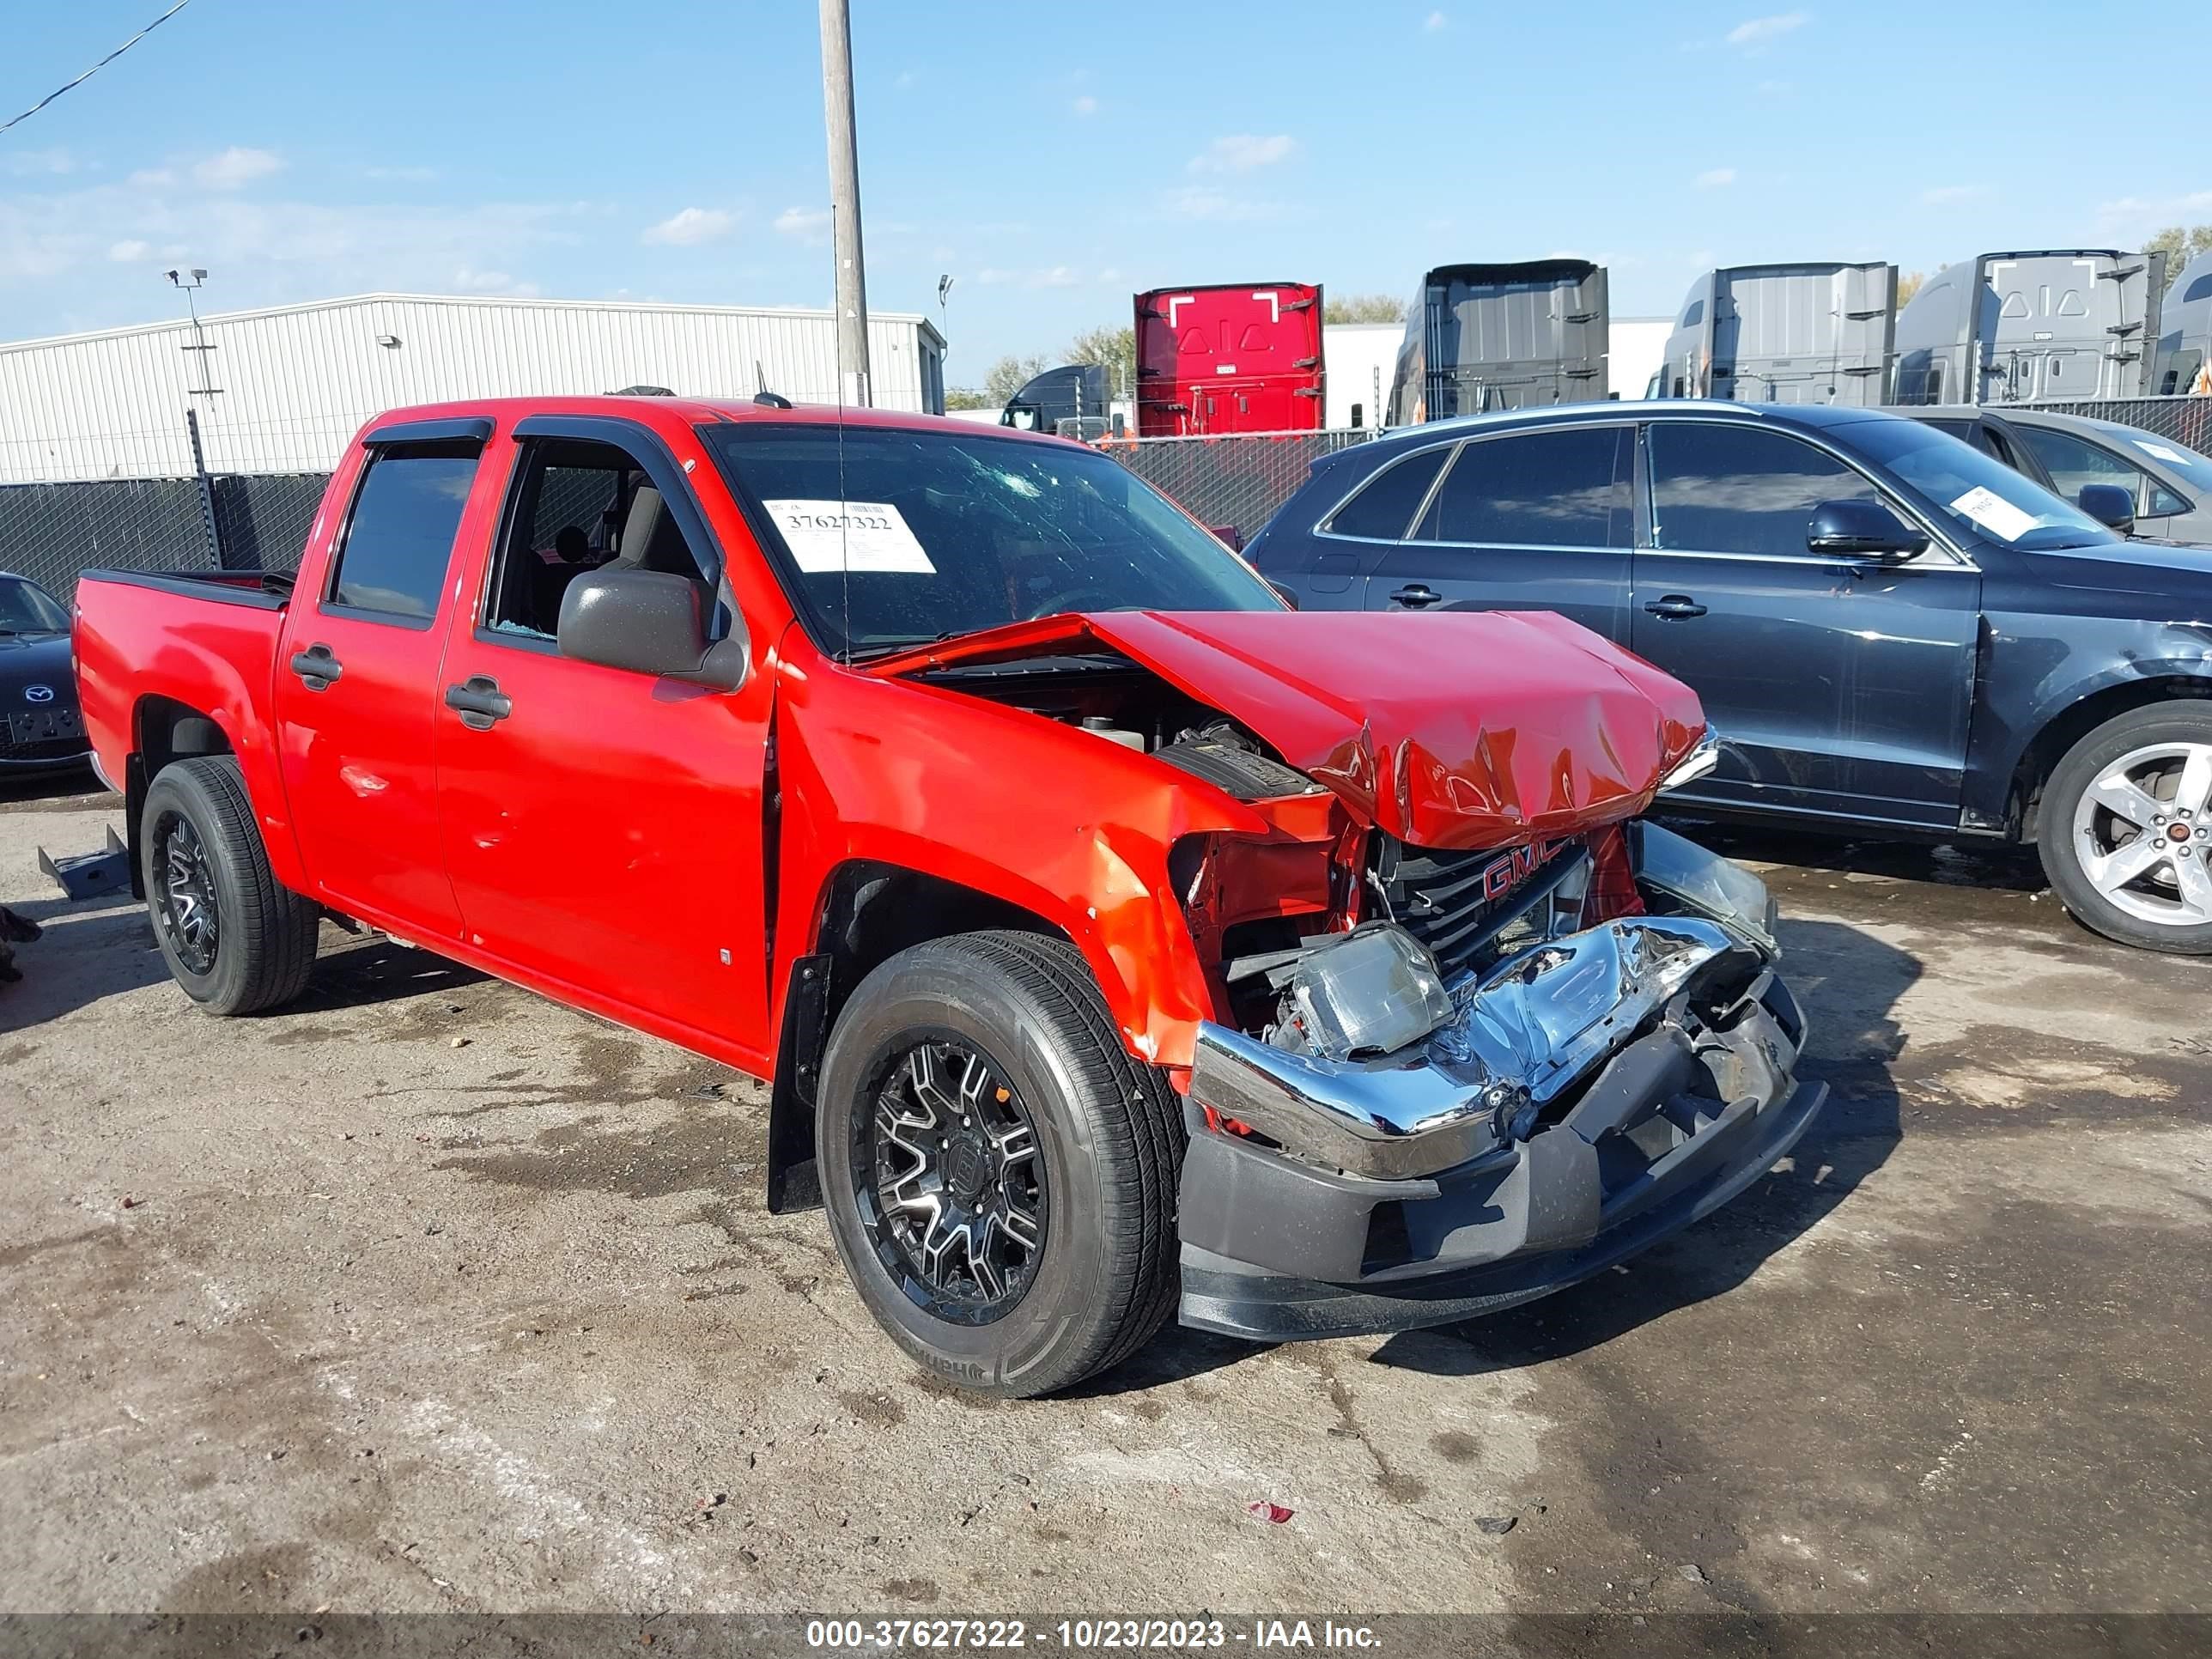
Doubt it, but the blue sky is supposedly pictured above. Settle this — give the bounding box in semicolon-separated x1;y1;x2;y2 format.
3;0;2207;385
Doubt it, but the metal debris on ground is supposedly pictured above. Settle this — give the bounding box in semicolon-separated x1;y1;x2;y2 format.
37;826;130;900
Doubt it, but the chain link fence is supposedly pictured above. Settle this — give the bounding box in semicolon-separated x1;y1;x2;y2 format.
0;477;219;603
2019;396;2212;457
1106;428;1376;539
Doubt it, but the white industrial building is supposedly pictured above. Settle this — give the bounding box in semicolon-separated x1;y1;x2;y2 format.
0;293;948;485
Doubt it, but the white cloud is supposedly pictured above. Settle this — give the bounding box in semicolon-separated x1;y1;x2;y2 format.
1424;9;1447;29
4;148;78;178
774;205;832;245
894;70;917;88
1920;185;1982;206
366;164;439;183
1726;11;1808;46
1096;266;1122;284
1695;167;1737;188
191;147;283;190
642;206;735;246
2097;189;2212;224
1162;185;1282;224
975;265;1082;289
1072;94;1099;116
107;240;150;263
453;266;541;297
127;167;177;189
1188;134;1296;174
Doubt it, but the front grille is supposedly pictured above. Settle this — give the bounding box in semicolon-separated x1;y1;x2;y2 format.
1369;834;1589;980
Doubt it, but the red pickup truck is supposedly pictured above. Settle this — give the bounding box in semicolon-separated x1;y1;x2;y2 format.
75;396;1821;1396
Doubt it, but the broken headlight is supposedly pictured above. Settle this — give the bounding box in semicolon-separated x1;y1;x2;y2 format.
1627;821;1778;956
1277;923;1455;1061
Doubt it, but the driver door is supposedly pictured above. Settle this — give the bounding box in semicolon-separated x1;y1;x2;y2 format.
1629;420;1982;830
434;418;776;1065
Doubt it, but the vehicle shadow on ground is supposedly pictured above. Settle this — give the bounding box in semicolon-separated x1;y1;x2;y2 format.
0;896;172;1033
1369;915;1913;1377
284;937;489;1014
1662;815;2048;894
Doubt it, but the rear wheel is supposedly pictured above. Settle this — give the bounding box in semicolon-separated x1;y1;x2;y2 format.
141;756;321;1012
816;931;1183;1397
2039;704;2212;955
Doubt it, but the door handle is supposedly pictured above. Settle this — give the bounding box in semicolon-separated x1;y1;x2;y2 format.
444;675;513;730
289;644;343;690
1389;584;1444;609
1644;595;1708;620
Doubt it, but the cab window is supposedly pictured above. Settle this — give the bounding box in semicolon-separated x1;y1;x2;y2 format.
327;441;481;623
483;438;711;641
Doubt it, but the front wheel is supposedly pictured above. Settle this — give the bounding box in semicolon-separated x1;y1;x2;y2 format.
140;756;322;1012
2039;703;2212;955
816;931;1184;1397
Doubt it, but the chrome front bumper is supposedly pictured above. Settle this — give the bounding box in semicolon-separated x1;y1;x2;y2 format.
1190;915;1772;1182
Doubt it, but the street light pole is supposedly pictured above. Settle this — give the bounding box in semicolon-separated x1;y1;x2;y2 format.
818;0;872;407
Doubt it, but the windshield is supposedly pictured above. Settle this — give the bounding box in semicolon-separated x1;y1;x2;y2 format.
0;577;70;633
702;423;1281;657
2097;423;2212;494
1848;418;2116;551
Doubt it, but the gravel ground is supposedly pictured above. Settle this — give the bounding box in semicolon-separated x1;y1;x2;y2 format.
2;779;2207;1620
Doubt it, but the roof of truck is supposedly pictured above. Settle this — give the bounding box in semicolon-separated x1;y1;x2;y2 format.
358;394;1074;446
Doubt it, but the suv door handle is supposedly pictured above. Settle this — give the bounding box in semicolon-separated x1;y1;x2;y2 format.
444;675;513;730
1389;584;1444;609
289;644;343;690
1644;595;1708;620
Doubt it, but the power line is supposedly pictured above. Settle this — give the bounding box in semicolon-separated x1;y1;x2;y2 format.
0;0;193;137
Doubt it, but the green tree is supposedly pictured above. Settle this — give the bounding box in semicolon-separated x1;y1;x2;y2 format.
982;353;1049;407
2148;225;2212;292
1066;325;1135;400
943;386;996;410
1895;270;1927;308
1324;292;1407;325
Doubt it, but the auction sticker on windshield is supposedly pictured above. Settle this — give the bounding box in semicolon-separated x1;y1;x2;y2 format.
1949;484;2041;542
767;500;936;574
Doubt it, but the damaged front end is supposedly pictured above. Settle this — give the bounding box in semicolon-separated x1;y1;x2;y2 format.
1177;821;1825;1342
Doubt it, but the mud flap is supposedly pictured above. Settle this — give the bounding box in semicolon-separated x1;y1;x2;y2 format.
766;952;833;1213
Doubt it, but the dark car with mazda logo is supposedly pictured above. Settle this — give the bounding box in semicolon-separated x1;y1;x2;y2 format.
1249;401;2212;956
0;573;92;781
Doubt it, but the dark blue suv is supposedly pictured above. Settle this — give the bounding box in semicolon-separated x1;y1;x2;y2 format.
1248;401;2212;955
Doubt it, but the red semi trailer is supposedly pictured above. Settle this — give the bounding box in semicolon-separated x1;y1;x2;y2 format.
1133;283;1325;438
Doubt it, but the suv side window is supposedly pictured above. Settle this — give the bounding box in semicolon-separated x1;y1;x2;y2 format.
327;441;483;622
1648;423;1879;555
1323;447;1449;539
1414;426;1631;548
2009;426;2144;509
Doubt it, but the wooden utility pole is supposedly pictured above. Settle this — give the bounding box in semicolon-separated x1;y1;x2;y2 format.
819;0;872;405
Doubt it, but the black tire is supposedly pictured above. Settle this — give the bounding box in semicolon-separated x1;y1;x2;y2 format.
2038;702;2212;956
140;755;321;1013
816;930;1184;1398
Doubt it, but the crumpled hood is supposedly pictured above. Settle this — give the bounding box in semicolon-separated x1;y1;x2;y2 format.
862;610;1706;851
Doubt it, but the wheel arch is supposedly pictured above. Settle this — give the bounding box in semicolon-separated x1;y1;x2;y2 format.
125;696;240;899
2008;677;2212;844
765;860;1079;1213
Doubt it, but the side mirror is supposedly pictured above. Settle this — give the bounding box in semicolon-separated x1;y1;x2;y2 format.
556;568;748;690
1267;580;1301;611
1807;499;1929;561
1210;524;1246;552
2076;482;2136;535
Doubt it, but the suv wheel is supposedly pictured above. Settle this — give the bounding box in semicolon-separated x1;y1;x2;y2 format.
2039;703;2212;954
815;931;1183;1397
141;756;322;1012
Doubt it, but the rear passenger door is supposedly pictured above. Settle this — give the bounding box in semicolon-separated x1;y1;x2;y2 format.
1365;423;1635;641
274;420;494;937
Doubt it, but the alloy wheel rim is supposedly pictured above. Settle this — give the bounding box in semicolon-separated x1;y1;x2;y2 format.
854;1038;1047;1325
153;811;221;975
2072;741;2212;927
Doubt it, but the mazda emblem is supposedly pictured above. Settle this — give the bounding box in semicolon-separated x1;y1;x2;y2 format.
24;684;54;703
